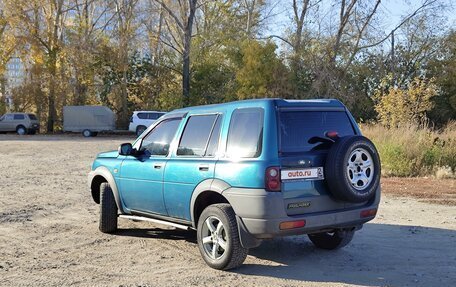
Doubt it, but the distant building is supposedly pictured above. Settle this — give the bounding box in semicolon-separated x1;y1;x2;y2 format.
2;56;26;110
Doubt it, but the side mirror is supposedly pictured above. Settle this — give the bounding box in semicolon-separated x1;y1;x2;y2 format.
118;143;133;156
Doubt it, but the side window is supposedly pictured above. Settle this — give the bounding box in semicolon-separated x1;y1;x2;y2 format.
137;113;148;119
177;114;218;157
14;114;25;120
141;119;181;156
149;113;160;120
5;114;14;121
28;114;38;120
205;116;222;157
226;108;264;158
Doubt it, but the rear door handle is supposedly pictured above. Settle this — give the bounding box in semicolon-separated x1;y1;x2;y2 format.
199;165;209;171
154;164;163;169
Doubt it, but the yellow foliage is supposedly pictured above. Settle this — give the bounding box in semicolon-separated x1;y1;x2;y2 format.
374;77;438;127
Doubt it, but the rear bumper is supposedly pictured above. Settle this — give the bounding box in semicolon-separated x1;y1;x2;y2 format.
222;186;380;243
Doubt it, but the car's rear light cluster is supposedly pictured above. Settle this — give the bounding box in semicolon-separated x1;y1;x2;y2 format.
279;220;306;230
360;208;377;218
265;166;281;192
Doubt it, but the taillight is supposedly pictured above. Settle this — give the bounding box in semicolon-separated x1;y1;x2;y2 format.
360;208;377;218
265;166;281;192
279;220;306;230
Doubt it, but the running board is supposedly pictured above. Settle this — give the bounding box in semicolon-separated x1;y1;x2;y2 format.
119;215;191;230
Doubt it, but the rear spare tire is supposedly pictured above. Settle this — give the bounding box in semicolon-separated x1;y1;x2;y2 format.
325;135;380;203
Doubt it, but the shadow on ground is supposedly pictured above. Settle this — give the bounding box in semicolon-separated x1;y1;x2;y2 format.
115;223;456;286
115;228;197;243
238;223;456;286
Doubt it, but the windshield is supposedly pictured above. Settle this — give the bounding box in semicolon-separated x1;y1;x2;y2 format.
279;111;355;153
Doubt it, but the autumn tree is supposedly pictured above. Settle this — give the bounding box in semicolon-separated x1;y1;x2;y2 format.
374;76;438;127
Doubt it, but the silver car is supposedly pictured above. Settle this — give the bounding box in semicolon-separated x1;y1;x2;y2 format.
0;113;40;135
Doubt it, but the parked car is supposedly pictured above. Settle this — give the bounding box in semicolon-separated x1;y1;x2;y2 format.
0;113;40;135
88;99;381;270
63;106;116;137
129;111;166;136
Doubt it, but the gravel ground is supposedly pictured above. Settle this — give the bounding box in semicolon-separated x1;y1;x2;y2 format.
0;134;455;287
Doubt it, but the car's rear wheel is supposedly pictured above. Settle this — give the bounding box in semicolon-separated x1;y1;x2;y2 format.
197;204;247;270
308;229;355;250
99;182;118;233
16;126;27;135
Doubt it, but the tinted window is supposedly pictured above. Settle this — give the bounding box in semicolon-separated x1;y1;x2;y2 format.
205;116;222;157
279;111;355;152
141;119;181;156
28;114;37;120
137;113;148;119
226;108;264;158
177;115;218;156
14;114;25;120
148;113;165;120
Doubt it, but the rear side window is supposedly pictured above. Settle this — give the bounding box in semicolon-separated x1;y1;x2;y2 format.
137;113;148;119
14;114;25;120
177;114;218;156
226;108;264;158
279;111;355;153
148;113;164;120
28;114;37;120
141;119;181;156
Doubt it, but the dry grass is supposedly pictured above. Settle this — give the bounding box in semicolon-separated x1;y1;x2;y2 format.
361;123;456;178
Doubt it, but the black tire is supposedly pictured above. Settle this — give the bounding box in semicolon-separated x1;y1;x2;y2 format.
82;129;92;137
99;182;118;233
136;126;147;136
16;125;27;135
308;229;355;250
197;204;248;270
325;136;381;203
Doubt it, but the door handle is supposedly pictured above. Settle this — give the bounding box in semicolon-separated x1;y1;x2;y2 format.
198;165;209;171
154;164;163;169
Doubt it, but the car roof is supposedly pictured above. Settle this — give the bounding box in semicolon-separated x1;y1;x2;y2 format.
133;111;166;114
166;98;345;116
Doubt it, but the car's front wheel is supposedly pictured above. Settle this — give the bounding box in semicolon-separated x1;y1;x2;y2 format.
99;182;118;233
308;229;355;250
197;204;248;270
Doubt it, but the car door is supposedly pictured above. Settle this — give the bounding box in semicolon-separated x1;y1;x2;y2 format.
0;114;15;131
118;117;182;215
163;114;222;220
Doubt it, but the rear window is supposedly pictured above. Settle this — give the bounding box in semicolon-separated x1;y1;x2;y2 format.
226;108;264;158
279;111;355;153
14;114;25;120
28;114;37;120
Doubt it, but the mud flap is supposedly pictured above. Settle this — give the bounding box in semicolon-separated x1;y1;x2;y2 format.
236;216;262;249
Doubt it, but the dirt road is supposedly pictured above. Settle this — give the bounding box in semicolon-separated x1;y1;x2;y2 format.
1;134;455;287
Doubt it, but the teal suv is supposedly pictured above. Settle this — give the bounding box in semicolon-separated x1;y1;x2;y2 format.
88;99;381;270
